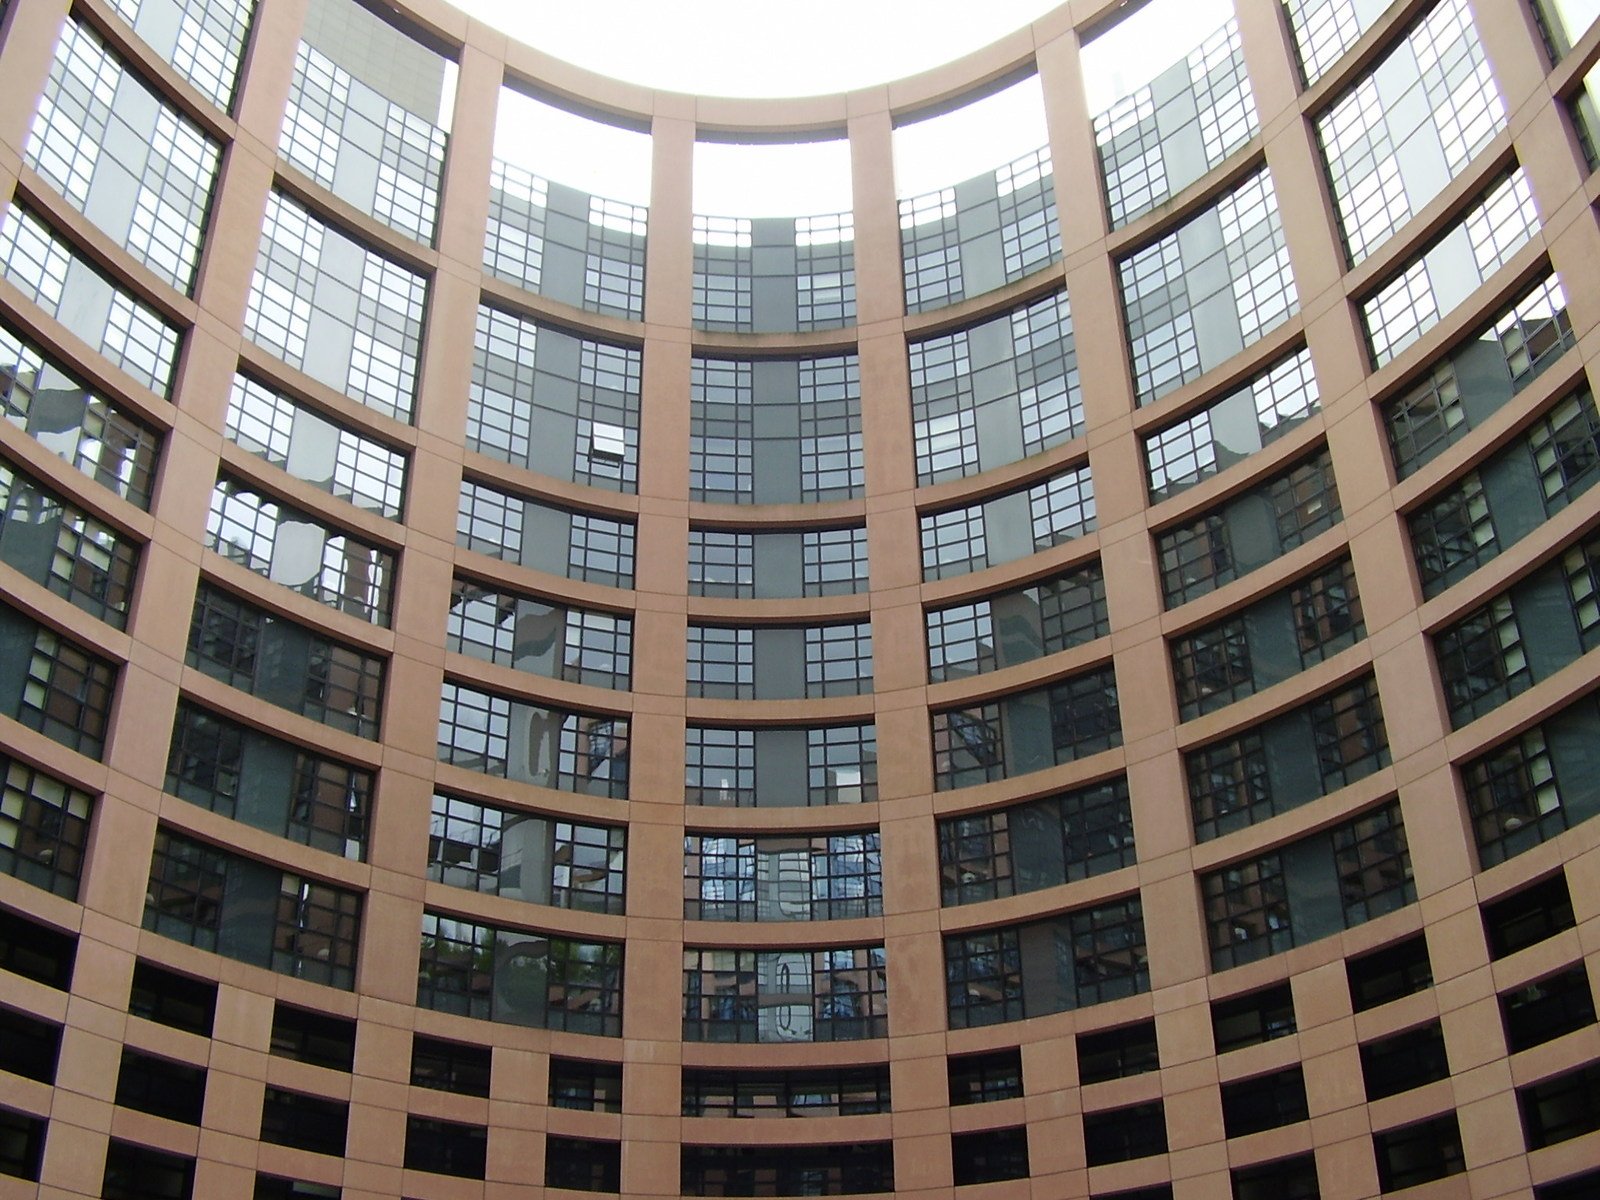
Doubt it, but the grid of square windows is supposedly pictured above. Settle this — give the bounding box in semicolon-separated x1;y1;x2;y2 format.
684;832;882;921
427;792;625;913
28;16;222;293
437;681;628;798
447;578;631;690
457;479;635;589
1316;0;1505;264
0;755;92;901
206;476;393;625
165;699;370;859
186;581;384;738
0;600;116;759
144;827;361;988
682;946;888;1042
246;191;426;423
1285;0;1384;85
417;911;622;1034
911;290;1081;485
0;456;140;629
225;374;406;519
1145;347;1319;500
281;20;450;243
470;305;640;493
0;321;161;510
686;622;872;699
945;897;1147;1027
484;159;648;320
796;213;856;329
1119;170;1296;407
689;525;869;598
684;723;877;807
1434;596;1530;727
899;144;1061;313
938;776;1134;904
1364;167;1541;366
1188;673;1389;839
1093;18;1258;228
1158;449;1342;608
693;216;751;329
933;666;1121;790
1386;273;1574;479
1204;799;1414;970
110;0;256;110
921;464;1095;581
0;204;181;398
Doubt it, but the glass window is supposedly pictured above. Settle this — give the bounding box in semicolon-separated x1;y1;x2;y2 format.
682;946;888;1042
933;666;1121;790
1532;0;1600;58
0;456;140;628
1082;1100;1168;1166
686;621;872;700
416;910;622;1035
1220;1066;1308;1137
948;1049;1023;1104
1363;168;1540;367
1119;169;1297;406
428;792;624;913
165;699;371;859
680;1144;894;1196
952;1126;1029;1185
684;723;878;808
545;1136;620;1193
0;600;116;759
693;204;857;333
471;305;640;493
457;479;635;589
684;832;881;921
447;578;631;690
206;476;393;625
1361;1021;1450;1100
411;1035;491;1097
1077;1020;1158;1084
28;16;223;292
1501;964;1596;1052
1373;1113;1465;1192
0;755;92;900
246;191;426;423
927;562;1108;682
1316;0;1506;264
683;1066;890;1117
282;0;455;242
187;582;384;738
110;0;256;110
550;1058;622;1112
1213;982;1296;1051
144;827;361;988
1089;7;1258;227
225;375;406;519
437;682;628;798
0;204;181;398
1285;0;1391;84
403;1117;486;1180
920;464;1095;582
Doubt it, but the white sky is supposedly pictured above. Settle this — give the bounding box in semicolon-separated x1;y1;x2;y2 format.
468;0;1232;216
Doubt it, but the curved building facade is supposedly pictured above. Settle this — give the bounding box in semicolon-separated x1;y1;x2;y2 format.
0;0;1598;1196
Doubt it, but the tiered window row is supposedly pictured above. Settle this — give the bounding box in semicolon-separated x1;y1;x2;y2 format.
165;699;371;859
1187;672;1389;840
938;776;1135;903
685;723;877;807
282;0;453;243
926;561;1108;682
682;946;888;1042
0;204;181;398
689;524;868;597
0;755;92;900
900;144;1061;313
1119;168;1297;406
681;1145;894;1196
1315;0;1506;264
470;305;640;493
246;191;426;423
932;666;1122;789
693;213;856;331
0;599;116;759
911;289;1081;484
427;792;625;913
684;832;881;921
416;911;622;1034
681;1066;890;1117
1203;798;1414;970
1092;17;1258;228
1285;0;1391;85
186;581;384;739
457;479;635;589
27;15;222;293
